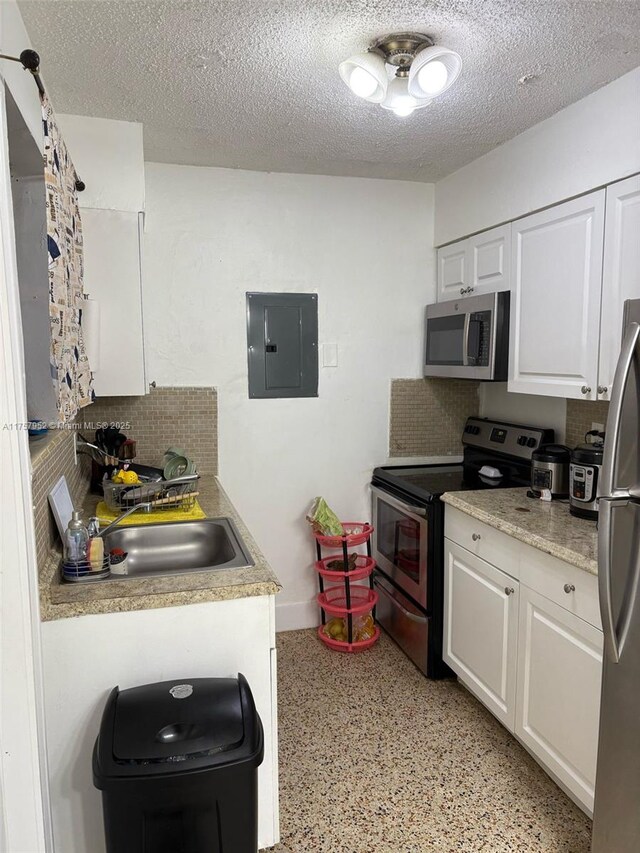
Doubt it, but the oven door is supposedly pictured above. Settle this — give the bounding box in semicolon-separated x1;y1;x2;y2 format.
371;485;429;609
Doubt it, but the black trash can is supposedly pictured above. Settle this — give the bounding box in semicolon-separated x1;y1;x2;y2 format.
93;673;264;853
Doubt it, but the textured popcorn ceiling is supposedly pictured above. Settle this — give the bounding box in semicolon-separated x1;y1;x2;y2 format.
18;0;640;182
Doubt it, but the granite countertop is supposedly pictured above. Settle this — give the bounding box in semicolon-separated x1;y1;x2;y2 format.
442;487;598;575
40;477;281;621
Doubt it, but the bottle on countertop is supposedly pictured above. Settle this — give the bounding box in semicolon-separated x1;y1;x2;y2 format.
63;510;90;564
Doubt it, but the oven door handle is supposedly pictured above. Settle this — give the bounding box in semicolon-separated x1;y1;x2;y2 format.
373;576;428;623
370;485;427;517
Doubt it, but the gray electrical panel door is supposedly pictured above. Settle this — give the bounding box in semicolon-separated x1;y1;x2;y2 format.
246;292;318;398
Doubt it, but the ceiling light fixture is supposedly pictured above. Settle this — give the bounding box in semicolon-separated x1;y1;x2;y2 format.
339;33;461;117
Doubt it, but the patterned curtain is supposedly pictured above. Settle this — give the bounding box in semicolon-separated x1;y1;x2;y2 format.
42;95;94;422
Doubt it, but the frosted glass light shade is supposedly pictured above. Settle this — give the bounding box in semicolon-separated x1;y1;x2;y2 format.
408;46;462;99
339;52;388;103
380;76;431;117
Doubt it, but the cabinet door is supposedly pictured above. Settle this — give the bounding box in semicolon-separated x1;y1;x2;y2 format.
81;208;146;396
598;175;640;400
508;191;605;400
515;586;603;814
469;224;511;295
437;240;469;301
444;539;519;730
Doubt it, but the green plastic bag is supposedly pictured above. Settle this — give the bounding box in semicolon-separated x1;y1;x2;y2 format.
306;497;343;537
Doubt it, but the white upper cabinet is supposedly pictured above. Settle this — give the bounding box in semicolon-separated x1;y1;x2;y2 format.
598;175;640;401
82;208;146;397
469;224;511;294
437;241;469;300
437;224;511;302
508;190;606;400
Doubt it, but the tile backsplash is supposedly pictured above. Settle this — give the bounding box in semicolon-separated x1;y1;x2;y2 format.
30;386;218;572
86;386;218;475
389;378;480;457
31;427;91;571
565;399;610;447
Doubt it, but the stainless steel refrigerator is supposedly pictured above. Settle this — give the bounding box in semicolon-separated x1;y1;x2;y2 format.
592;299;640;852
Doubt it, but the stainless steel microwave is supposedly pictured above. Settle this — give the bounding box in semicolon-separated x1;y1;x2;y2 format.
424;291;510;381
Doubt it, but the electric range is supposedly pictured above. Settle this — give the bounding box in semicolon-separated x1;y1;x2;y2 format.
370;416;554;678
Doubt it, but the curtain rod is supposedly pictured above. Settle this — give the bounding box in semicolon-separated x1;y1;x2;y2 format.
0;49;86;192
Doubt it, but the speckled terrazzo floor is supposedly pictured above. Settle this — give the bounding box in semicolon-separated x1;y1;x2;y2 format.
263;629;592;853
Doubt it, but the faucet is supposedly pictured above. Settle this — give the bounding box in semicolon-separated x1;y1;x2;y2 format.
98;502;152;538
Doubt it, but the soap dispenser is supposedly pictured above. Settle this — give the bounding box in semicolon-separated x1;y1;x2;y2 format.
64;510;90;564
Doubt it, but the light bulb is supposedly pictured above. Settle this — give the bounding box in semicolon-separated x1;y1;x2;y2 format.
349;66;378;98
392;99;416;117
417;60;449;95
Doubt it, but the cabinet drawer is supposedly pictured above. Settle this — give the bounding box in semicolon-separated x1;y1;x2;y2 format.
519;544;601;630
445;507;519;579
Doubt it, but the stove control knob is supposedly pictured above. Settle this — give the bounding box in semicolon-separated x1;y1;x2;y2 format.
517;435;527;446
527;437;537;448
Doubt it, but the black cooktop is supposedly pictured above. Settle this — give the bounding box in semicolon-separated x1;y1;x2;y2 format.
372;458;530;504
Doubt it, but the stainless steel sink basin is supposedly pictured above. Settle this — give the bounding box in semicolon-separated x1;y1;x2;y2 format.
103;517;254;579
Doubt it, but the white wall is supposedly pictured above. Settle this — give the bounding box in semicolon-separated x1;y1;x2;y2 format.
478;384;567;443
435;67;640;245
57;114;144;212
143;164;435;629
0;81;50;852
0;1;43;147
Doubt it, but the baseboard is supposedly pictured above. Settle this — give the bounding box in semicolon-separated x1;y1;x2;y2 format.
275;599;319;632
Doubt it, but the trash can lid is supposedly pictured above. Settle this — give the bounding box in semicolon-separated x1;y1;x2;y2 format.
112;678;244;762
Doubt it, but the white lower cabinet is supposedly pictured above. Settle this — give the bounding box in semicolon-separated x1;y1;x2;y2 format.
443;540;519;730
444;507;603;815
515;586;603;814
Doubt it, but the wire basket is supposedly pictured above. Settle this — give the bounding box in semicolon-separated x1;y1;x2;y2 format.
62;554;111;583
102;474;200;512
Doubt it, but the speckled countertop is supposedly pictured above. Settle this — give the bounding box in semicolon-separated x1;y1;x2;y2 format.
40;478;281;621
442;487;598;575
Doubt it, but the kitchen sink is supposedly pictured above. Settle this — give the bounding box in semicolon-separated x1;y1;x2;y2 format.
103;517;255;578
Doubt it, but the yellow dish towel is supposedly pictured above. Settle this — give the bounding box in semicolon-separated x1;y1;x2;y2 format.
96;500;206;525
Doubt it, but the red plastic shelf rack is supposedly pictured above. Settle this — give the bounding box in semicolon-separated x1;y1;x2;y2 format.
313;522;379;653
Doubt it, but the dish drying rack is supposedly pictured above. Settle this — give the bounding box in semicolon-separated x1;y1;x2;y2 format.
102;473;200;512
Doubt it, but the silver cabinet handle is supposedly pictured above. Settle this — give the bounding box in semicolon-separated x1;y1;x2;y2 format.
597;386;608;395
581;385;592;395
563;583;576;594
472;533;481;541
504;587;515;596
460;287;466;295
467;287;474;293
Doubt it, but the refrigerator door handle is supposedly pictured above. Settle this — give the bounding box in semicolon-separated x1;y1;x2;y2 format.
598;497;621;664
601;321;640;497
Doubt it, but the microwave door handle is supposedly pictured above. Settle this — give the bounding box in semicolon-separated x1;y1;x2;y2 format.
462;313;471;366
601;321;640;497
